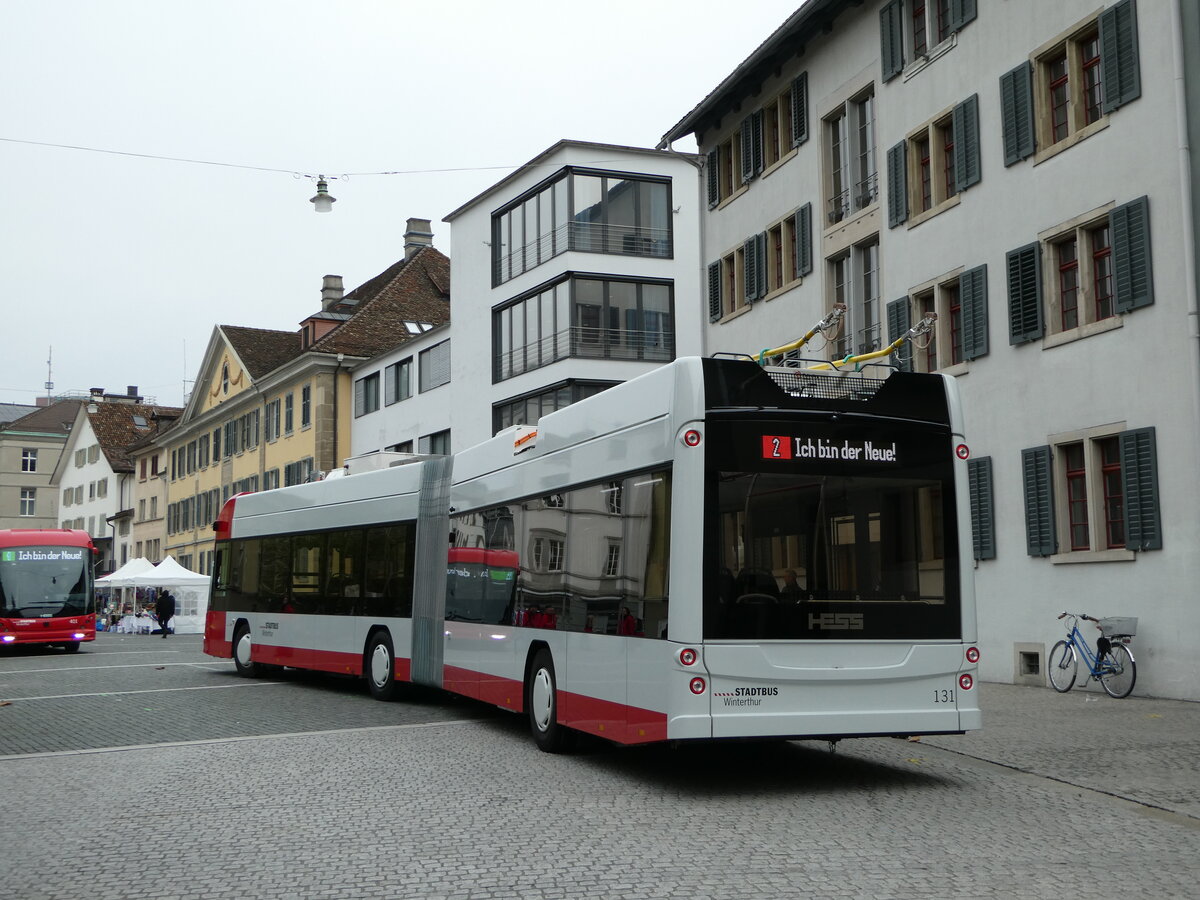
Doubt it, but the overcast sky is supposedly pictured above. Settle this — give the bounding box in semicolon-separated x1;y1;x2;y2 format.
3;0;803;409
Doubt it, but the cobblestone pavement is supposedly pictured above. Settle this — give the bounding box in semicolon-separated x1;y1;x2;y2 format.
2;634;1197;899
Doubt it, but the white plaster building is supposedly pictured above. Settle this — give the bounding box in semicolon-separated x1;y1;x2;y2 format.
660;0;1200;699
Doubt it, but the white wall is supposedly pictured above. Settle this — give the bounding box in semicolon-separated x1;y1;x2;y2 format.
698;0;1200;699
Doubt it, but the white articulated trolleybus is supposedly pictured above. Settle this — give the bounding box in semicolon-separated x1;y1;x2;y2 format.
205;349;980;751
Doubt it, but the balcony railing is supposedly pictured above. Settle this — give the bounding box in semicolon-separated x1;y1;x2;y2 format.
494;223;672;284
495;326;675;381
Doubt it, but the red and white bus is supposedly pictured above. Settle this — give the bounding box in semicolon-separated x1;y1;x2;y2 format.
0;529;97;651
205;356;981;750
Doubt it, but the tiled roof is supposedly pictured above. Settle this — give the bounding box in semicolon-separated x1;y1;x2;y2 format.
88;403;182;472
221;326;305;379
310;246;451;358
0;399;83;435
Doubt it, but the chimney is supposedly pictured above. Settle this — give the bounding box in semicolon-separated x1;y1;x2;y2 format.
127;385;138;398
321;275;344;312
404;218;434;261
89;388;104;399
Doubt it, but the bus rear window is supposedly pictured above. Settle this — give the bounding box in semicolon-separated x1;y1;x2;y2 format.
703;416;961;641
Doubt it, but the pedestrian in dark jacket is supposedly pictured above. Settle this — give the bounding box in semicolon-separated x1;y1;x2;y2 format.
157;590;176;638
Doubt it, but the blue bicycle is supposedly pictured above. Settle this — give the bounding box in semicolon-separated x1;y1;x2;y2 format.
1048;612;1137;698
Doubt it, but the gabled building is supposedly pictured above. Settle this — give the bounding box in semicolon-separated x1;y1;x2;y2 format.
149;220;450;574
660;0;1200;699
0;400;82;529
51;389;180;574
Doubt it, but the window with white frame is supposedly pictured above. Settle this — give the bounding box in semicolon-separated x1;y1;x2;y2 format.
19;488;35;517
21;449;37;472
830;238;881;358
825;88;877;225
419;341;451;392
385;357;412;405
354;372;380;417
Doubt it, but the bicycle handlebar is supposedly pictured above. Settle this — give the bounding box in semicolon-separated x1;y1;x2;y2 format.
1058;612;1098;622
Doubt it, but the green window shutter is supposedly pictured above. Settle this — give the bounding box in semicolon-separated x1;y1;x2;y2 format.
791;72;809;146
880;0;904;82
743;237;762;303
968;456;996;561
1100;0;1141;114
708;261;723;322
751;111;764;177
953;94;981;191
999;62;1035;166
1120;427;1162;550
754;233;767;301
960;264;989;360
1022;445;1056;557
740;116;755;184
795;203;813;277
887;140;908;228
886;297;913;372
1112;195;1154;312
949;0;977;31
706;150;719;208
1006;243;1044;344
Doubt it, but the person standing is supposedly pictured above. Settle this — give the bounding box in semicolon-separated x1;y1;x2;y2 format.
156;590;176;638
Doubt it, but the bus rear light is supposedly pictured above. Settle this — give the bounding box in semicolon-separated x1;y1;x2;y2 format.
959;674;974;691
965;646;980;664
682;429;702;448
678;648;698;666
689;676;706;695
955;444;970;460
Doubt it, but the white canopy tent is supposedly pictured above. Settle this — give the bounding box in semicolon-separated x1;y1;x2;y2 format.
127;557;212;634
95;556;155;586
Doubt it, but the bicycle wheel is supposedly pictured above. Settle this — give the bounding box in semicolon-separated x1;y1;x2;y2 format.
1047;640;1077;692
1098;643;1136;698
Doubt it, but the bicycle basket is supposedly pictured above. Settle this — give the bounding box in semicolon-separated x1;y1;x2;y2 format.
1098;616;1137;637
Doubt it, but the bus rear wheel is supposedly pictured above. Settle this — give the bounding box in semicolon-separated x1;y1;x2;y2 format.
527;649;574;753
366;631;397;701
233;624;262;678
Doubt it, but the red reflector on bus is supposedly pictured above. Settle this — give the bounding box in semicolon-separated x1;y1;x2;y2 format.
955;444;970;460
959;674;974;691
679;648;697;666
689;677;706;695
683;429;702;447
965;646;980;664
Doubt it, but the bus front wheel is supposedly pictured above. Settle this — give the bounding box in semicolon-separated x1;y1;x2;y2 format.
62;642;80;653
366;631;397;701
527;649;574;753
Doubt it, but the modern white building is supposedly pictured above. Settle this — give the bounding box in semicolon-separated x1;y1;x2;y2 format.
659;0;1200;699
350;140;703;458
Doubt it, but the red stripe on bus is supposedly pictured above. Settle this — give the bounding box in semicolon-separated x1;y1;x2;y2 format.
442;664;667;745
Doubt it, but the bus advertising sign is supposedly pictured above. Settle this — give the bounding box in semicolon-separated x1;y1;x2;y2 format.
761;434;898;463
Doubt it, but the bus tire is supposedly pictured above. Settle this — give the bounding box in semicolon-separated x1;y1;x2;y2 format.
365;631;397;701
232;623;262;678
62;642;80;653
527;649;574;753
